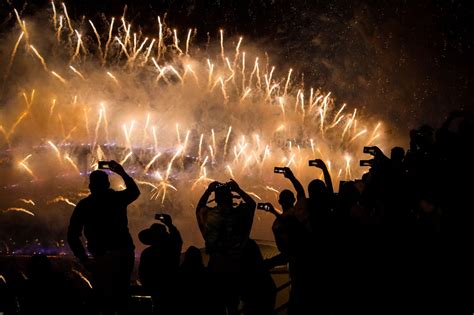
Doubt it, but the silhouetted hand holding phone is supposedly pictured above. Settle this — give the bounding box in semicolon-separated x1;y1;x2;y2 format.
274;166;295;178
108;160;127;177
155;213;172;226
207;181;222;192
257;202;280;217
274;166;306;200
308;158;334;194
308;158;327;169
363;146;384;158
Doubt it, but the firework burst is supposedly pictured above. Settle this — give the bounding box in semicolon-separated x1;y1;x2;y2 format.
0;4;385;212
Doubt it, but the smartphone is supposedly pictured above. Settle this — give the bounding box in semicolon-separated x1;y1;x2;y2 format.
274;167;285;174
98;161;110;169
215;182;228;190
360;159;373;167
308;159;318;167
363;146;376;155
155;213;165;220
257;203;271;211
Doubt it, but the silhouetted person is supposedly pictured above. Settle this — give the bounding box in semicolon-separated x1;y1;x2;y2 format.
270;167;317;314
307;159;334;226
405;125;436;206
240;238;277;315
262;168;311;269
181;246;204;271
338;180;365;225
262;188;295;269
67;160;140;314
307;159;338;313
391;146;405;165
138;214;182;315
196;179;261;315
179;246;218;314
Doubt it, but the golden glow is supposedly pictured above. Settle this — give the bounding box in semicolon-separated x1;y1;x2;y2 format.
0;5;387;207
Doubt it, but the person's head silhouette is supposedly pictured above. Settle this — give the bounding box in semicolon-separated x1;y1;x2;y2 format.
278;189;295;212
308;179;328;201
138;223;168;246
89;170;110;194
391;146;405;163
181;246;204;271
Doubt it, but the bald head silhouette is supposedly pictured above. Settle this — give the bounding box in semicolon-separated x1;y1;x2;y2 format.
89;170;110;194
278;189;296;212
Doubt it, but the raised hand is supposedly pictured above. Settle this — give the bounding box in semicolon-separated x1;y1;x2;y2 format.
309;158;327;169
208;181;222;192
264;202;276;213
108;160;127;176
157;213;172;226
283;167;295;179
227;179;240;191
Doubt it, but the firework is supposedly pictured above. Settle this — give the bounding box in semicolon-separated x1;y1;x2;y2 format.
0;5;386;224
4;207;35;216
47;196;77;207
72;269;93;289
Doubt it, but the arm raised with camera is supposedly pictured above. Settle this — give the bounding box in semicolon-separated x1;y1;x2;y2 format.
257;202;281;218
157;214;183;251
309;159;334;194
196;181;220;231
196;182;219;213
109;160;140;204
282;167;306;201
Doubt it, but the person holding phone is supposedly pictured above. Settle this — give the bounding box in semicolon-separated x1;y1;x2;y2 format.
196;179;275;315
67;160;140;314
257;192;294;270
138;214;182;315
271;167;317;314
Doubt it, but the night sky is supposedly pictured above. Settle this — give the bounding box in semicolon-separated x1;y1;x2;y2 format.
1;0;473;132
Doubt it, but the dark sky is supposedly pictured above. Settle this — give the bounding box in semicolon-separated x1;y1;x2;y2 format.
2;0;474;130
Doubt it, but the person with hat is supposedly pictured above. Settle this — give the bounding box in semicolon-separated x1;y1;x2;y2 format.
67;160;140;314
138;214;182;314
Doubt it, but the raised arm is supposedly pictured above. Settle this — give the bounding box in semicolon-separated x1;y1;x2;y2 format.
263;202;281;219
196;182;219;214
159;214;183;252
67;202;88;263
109;160;140;204
283;167;306;200
309;159;334;194
168;223;183;250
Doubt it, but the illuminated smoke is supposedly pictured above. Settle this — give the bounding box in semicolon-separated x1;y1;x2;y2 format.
0;4;388;246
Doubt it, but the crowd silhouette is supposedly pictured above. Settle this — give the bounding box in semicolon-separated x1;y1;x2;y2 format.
0;110;473;314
